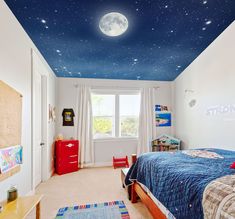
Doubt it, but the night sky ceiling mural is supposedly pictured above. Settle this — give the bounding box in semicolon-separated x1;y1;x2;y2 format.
5;0;235;81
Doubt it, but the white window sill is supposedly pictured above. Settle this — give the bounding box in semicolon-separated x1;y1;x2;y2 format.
93;137;138;142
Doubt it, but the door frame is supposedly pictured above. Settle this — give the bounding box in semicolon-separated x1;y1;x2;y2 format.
31;49;48;191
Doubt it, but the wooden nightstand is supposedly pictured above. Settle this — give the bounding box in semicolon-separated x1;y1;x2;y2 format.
121;168;131;200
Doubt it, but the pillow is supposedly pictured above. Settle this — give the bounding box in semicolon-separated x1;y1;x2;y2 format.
182;150;224;159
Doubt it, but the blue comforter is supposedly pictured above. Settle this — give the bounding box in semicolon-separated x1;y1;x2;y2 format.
125;149;235;219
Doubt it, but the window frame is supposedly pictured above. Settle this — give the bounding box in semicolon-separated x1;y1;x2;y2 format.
91;89;140;141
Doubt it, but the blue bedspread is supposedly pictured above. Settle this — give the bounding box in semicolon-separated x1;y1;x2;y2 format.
125;149;235;219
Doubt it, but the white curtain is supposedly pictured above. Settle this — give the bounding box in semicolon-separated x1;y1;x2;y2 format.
137;87;156;156
74;85;94;168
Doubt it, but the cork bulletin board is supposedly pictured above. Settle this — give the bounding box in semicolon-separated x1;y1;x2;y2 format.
0;80;22;181
0;80;22;148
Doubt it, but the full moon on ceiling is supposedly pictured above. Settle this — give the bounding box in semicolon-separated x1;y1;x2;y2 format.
99;12;128;37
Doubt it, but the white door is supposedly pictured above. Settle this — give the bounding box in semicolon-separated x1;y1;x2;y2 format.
34;69;42;187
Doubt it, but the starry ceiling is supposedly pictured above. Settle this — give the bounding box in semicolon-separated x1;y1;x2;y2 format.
5;0;235;81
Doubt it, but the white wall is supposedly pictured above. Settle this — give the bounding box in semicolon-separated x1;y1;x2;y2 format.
56;78;173;165
0;1;56;200
174;21;235;150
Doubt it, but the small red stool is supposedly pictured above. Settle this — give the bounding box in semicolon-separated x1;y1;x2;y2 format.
113;156;129;169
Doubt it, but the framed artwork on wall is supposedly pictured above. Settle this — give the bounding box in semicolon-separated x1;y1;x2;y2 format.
156;113;171;127
155;104;171;127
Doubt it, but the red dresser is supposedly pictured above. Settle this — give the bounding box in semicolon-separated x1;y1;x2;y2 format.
55;140;79;175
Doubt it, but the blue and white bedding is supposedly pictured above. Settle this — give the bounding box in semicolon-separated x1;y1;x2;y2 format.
125;149;235;219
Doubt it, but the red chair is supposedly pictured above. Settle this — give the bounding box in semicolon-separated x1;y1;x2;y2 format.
113;156;129;169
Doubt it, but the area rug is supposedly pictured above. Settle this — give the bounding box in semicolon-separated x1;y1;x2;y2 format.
55;200;130;219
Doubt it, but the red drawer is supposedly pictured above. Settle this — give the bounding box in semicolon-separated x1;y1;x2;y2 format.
56;154;78;165
55;140;79;175
56;161;78;175
56;140;79;157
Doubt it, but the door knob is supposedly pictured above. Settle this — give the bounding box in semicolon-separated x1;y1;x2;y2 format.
40;143;45;146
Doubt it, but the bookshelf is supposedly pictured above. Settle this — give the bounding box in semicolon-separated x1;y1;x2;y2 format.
152;134;180;152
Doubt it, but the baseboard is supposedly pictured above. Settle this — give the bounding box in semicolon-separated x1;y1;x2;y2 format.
49;169;54;178
93;162;113;167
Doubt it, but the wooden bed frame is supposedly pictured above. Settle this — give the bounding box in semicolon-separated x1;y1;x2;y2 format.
130;154;167;219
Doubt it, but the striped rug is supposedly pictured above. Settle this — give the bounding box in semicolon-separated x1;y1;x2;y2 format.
55;200;130;219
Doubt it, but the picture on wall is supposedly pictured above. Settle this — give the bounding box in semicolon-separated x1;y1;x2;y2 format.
0;145;23;174
156;113;172;127
155;104;169;112
49;104;56;123
155;104;171;127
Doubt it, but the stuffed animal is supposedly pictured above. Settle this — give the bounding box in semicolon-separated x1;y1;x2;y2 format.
56;134;64;141
230;162;235;169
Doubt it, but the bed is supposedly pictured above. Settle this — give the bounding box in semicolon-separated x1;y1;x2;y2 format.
125;149;235;219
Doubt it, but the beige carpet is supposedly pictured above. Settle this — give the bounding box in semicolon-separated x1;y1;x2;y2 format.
32;167;153;219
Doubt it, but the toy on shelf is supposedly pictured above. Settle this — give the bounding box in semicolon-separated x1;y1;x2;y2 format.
152;134;180;152
113;156;129;169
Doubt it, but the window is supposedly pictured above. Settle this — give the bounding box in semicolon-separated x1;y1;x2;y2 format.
92;94;115;139
120;95;140;137
91;91;140;139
